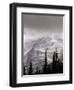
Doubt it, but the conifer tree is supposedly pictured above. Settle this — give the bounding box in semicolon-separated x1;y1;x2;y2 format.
43;48;48;73
23;66;26;75
28;61;33;75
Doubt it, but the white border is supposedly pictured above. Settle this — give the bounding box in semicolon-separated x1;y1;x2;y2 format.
17;7;70;83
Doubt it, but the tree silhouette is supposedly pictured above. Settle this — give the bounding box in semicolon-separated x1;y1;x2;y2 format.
52;48;63;73
43;48;48;73
23;66;26;75
52;50;58;73
28;61;33;75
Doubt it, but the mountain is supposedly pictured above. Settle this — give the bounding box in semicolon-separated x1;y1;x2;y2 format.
23;35;63;73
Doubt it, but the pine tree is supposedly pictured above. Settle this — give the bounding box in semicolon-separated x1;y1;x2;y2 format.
43;48;48;73
28;61;33;75
23;66;26;75
52;48;59;73
52;51;57;73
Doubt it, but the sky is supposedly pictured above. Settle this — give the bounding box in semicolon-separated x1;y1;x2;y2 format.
22;13;63;42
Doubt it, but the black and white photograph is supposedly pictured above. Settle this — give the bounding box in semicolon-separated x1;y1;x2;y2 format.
10;3;72;87
22;14;63;75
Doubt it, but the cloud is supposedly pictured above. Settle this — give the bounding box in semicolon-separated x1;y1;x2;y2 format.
23;14;63;33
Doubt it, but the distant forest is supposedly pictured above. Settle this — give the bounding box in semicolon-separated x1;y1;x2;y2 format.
23;48;63;75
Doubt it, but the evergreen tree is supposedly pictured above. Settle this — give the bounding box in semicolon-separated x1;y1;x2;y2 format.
43;48;48;73
23;66;26;75
52;51;57;73
28;61;33;75
52;48;59;73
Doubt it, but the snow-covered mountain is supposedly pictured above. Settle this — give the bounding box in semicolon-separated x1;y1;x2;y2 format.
23;34;63;73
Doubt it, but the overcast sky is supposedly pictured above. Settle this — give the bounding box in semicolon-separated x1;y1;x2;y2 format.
22;14;63;41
